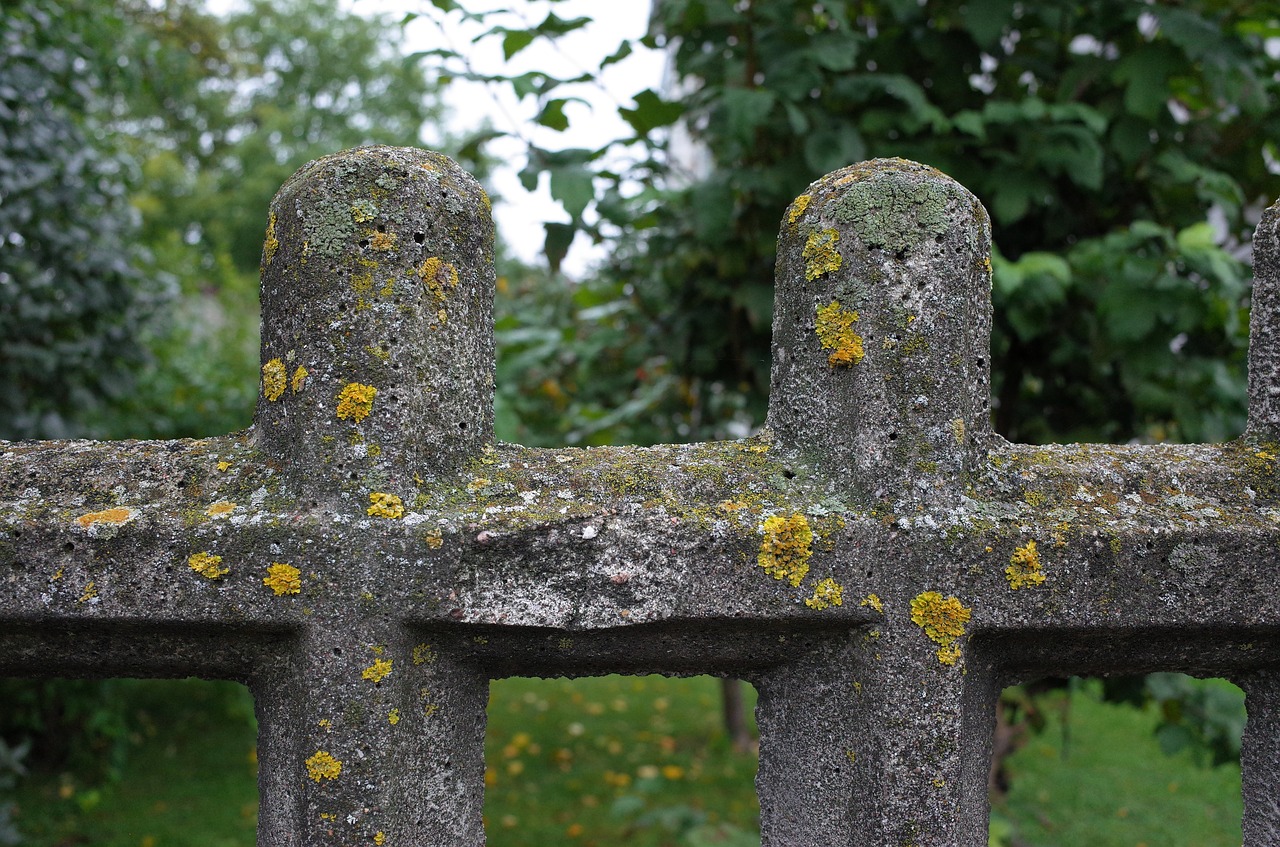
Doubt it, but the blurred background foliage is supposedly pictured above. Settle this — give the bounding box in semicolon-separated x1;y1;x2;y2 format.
2;0;1278;843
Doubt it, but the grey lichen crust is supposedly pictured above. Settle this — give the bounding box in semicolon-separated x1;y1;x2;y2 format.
3;150;1280;847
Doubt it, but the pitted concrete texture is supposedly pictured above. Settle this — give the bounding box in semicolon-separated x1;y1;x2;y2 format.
2;147;1278;846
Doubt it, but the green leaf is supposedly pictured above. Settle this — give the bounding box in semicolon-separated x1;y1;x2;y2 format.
1113;44;1181;119
720;88;777;145
962;0;1014;47
549;165;594;220
537;11;591;36
805;35;858;72
537;98;571;132
619;89;685;135
601;40;633;68
502;29;536;60
543;223;576;274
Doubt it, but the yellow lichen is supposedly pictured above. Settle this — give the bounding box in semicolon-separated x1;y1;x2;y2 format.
205;501;235;518
374;832;386;845
217;461;232;472
469;477;491;491
804;577;844;610
336;382;377;422
188;551;228;580
362;658;393;683
369;231;397;251
787;194;812;228
412;643;437;665
861;593;884;613
264;563;301;596
758;514;813;587
367;492;404;519
803;228;842;280
75;507;133;528
424;529;444;549
417;257;459;301
909;591;971;665
78;581;97;603
263;212;279;266
1006;540;1046;589
388;709;401;725
291;366;308;394
951;418;965;445
815;301;865;367
262;358;287;402
305;750;342;782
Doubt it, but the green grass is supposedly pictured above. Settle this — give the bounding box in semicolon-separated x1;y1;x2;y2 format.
484;675;759;847
996;680;1242;847
9;679;258;847
4;676;1245;847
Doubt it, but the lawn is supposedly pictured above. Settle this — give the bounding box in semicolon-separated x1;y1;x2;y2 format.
4;675;1243;846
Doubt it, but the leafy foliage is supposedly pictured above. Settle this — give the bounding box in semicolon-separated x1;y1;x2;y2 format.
0;0;162;438
431;0;1279;446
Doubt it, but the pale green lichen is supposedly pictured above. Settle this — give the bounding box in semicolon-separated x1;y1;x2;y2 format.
804;577;844;610
815;301;864;367
336;383;377;422
1007;540;1046;589
758;514;813;587
910;591;971;665
262;359;287;402
833;171;951;254
803;228;842;281
367;492;404;519
187;551;228;580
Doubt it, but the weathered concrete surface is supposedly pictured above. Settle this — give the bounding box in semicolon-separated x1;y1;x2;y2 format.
3;148;1279;846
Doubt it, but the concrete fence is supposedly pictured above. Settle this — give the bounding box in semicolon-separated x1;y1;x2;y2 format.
3;145;1278;845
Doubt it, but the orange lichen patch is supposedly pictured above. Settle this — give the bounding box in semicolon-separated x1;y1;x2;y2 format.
264;563;301;596
291;366;308;394
803;228;842;280
362;658;393;683
188;552;228;579
205;501;236;518
262;358;287;402
815;301;865;367
367;492;404;519
369;231;397;251
336;382;377;422
758;514;813;587
860;593;884;614
1006;540;1046;589
262;212;279;266
305;750;342;782
804;577;844;610
417;256;459;301
910;591;972;666
75;507;134;528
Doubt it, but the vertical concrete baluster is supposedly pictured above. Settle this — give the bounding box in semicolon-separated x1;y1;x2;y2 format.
1248;201;1280;438
768;159;995;504
254;146;495;491
1239;670;1280;844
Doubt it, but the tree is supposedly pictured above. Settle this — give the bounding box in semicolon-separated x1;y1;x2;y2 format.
433;0;1278;448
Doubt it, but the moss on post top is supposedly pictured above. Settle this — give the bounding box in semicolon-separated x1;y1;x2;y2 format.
769;158;995;507
255;146;496;495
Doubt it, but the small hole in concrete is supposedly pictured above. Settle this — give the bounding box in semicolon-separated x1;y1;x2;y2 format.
414;232;426;244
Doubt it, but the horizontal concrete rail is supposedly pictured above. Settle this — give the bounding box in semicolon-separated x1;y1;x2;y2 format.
3;146;1278;845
